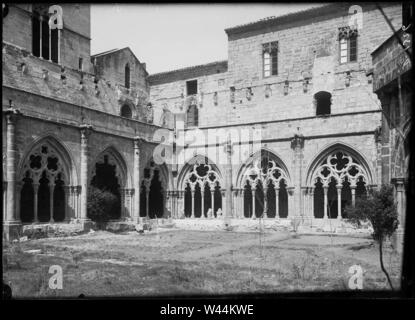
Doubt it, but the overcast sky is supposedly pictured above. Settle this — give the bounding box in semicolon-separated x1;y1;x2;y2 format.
91;3;325;74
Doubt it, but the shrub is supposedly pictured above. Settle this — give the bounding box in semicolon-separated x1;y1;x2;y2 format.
87;186;118;227
344;184;399;290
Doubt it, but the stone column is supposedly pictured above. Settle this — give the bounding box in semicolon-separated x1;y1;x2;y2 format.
221;189;226;218
275;186;280;218
263;186;268;218
225;138;233;218
178;191;185;218
290;128;305;219
63;186;70;222
239;188;245;218
336;184;342;220
232;189;238;218
251;187;256;219
3;182;7;222
133;137;143;222
201;187;205;218
49;182;55;223
310;187;315;219
79;124;92;222
350;185;356;207
15;182;22;222
33;183;39;223
4;108;21;226
210;189;215;218
190;188;195;218
287;187;294;219
120;188;126;220
145;188;150;219
323;186;328;219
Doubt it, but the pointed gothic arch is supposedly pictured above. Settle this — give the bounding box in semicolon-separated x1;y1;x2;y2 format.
17;136;76;223
178;155;223;218
89;146;131;221
306;143;374;219
237;149;291;219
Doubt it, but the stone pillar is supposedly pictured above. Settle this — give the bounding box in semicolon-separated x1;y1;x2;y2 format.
178;191;185;218
133;137;143;222
275;186;280;218
190;188;195;218
323;186;328;219
120;188;126;220
49;182;55;223
336;184;342;220
4;108;21;229
63;186;70;222
393;178;406;253
287;187;294;219
290;128;305;218
33;183;39;223
232;189;238;218
310;187;315;219
221;189;226;218
251;187;256;219
210;189;215;218
15;182;22;222
145;188;150;219
263;186;268;218
79;124;92;222
350;185;356;207
201;187;205;218
3;182;7;222
225;138;233;218
240;189;245;219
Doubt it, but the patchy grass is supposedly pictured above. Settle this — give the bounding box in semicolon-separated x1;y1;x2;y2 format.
3;230;402;297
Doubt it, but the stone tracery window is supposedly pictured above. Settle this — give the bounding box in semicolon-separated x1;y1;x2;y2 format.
242;152;289;219
183;162;222;218
312;151;369;219
20;143;67;223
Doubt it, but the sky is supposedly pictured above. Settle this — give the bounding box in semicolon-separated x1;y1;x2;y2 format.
91;3;325;74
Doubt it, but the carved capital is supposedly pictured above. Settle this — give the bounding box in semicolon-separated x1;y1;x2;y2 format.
80;124;93;144
3;107;22;124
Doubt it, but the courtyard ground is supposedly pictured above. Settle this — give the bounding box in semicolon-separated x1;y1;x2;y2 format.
3;228;402;298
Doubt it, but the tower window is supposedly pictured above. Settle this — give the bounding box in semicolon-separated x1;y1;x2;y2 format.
32;6;59;63
78;57;83;71
186;80;198;96
263;41;278;77
315;91;332;116
338;26;358;64
125;63;130;89
120;104;132;118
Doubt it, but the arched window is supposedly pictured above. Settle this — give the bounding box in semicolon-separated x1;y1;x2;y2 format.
32;5;59;63
125;63;130;89
315;91;332;116
120;104;132;118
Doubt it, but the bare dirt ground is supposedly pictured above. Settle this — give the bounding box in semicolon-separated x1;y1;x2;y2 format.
3;229;402;298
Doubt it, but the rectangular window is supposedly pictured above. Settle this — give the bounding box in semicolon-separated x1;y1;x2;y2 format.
186;80;198;96
339;35;358;64
263;41;278;77
79;57;83;71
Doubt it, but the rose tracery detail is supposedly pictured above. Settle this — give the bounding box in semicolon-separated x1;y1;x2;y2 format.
312;151;368;187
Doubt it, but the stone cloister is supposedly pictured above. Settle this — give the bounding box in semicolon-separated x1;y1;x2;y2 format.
3;108;377;227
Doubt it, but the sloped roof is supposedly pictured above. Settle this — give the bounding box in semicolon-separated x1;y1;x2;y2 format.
148;60;228;85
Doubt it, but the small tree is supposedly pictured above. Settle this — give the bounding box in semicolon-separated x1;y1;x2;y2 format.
87;186;118;228
344;185;399;290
